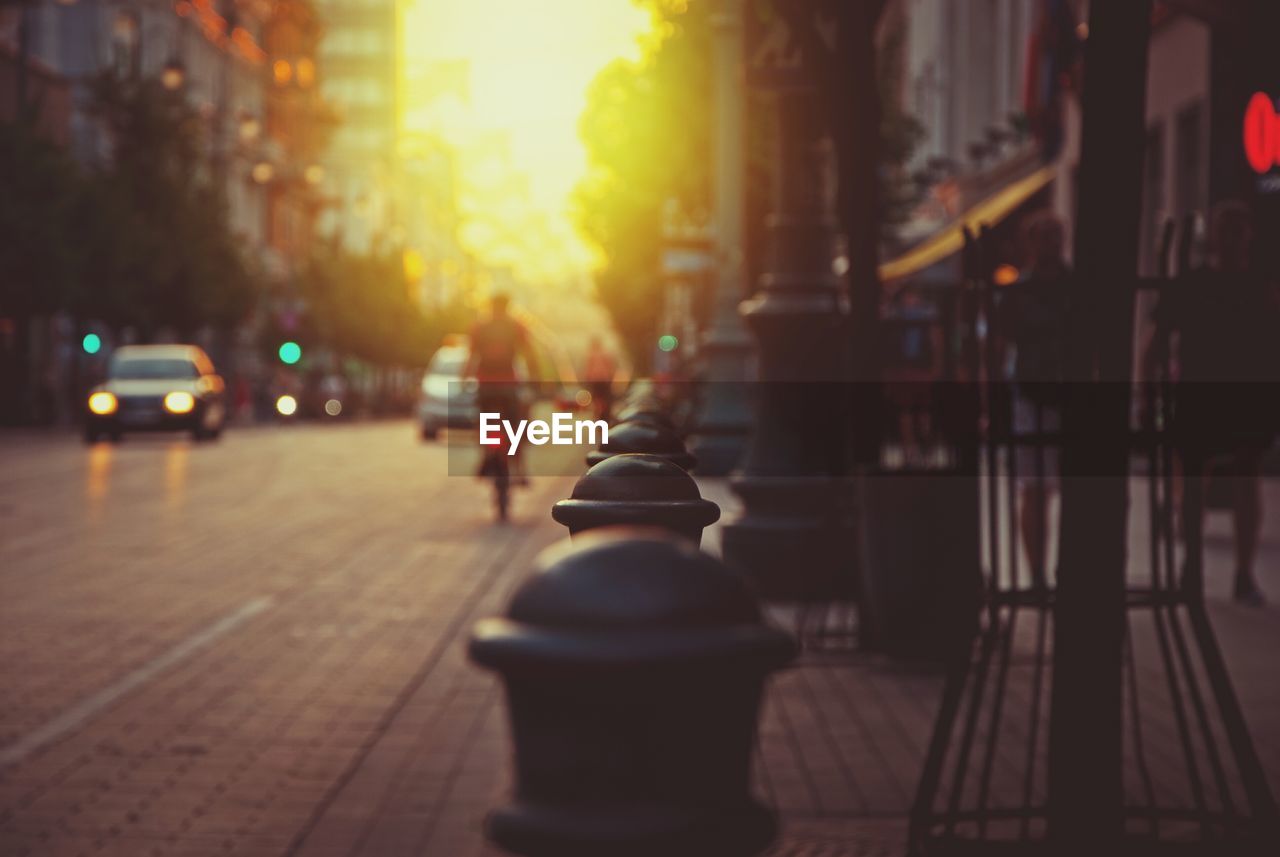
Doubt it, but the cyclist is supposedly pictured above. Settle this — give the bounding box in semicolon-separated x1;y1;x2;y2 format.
465;293;539;484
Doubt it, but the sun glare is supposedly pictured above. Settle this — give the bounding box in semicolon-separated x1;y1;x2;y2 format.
403;0;652;284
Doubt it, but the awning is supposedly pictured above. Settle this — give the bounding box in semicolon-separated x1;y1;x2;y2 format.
878;164;1058;282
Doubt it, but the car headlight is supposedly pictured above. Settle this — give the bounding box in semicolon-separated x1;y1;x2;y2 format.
164;391;196;414
88;392;117;416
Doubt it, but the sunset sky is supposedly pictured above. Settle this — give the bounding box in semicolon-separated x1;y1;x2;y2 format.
402;0;653;286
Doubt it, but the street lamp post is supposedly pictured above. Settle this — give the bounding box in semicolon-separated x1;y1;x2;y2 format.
721;74;852;600
687;0;753;476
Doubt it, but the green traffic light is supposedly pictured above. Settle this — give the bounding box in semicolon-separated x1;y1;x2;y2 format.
82;333;102;355
658;334;679;353
278;341;302;364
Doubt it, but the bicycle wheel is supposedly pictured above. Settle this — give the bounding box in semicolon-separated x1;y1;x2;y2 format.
493;459;511;522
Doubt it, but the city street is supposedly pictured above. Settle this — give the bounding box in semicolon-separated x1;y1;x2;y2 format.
4;0;1279;854
0;422;577;857
3;423;1280;857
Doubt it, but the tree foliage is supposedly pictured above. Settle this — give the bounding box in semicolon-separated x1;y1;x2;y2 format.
0;74;258;336
574;0;712;372
295;245;461;368
0;120;90;319
87;74;257;334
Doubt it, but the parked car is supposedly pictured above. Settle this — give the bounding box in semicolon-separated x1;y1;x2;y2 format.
417;339;476;440
85;345;227;443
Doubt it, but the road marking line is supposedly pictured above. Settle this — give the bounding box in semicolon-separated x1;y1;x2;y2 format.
0;596;273;767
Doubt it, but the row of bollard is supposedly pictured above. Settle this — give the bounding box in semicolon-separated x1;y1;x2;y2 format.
468;384;796;857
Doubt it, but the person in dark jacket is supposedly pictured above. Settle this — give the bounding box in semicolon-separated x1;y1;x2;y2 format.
1150;201;1279;605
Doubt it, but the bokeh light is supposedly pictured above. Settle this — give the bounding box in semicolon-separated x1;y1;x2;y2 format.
163;392;195;414
658;335;679;353
87;392;117;415
82;333;102;354
278;342;302;365
993;264;1021;286
276;395;298;417
295;58;315;88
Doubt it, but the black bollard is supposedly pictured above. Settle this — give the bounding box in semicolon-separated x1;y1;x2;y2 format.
552;453;720;544
469;527;795;857
612;400;680;434
586;419;696;471
620;379;657;405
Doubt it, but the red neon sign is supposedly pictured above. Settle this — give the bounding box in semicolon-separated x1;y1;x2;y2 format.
1243;91;1279;174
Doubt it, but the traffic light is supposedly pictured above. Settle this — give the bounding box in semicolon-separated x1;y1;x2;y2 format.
278;341;302;365
658;334;679;353
82;333;102;355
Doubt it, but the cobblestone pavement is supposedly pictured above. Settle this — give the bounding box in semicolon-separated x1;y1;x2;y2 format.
2;424;1278;857
0;424;570;857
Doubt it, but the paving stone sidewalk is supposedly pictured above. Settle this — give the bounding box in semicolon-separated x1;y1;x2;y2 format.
2;428;1277;857
287;477;1280;857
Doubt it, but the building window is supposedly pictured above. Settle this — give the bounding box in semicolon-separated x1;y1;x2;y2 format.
319;28;392;58
323;77;390;107
314;0;395;7
331;126;390;152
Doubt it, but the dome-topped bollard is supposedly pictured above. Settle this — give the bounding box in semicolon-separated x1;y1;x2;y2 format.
587;419;696;471
612;400;681;434
469;528;796;857
619;379;657;407
552;454;720;544
616;388;661;410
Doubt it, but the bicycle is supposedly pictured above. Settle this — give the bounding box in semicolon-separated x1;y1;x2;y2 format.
479;430;512;522
475;384;525;523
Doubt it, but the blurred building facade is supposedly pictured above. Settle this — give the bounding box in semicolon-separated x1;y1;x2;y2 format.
0;0;351;424
311;0;398;250
2;0;355;277
0;33;71;143
259;0;332;278
892;0;1041;252
22;0;273;247
884;0;1280;284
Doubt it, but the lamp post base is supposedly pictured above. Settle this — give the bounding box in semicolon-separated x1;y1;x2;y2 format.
688;325;752;477
722;476;856;603
688;430;749;477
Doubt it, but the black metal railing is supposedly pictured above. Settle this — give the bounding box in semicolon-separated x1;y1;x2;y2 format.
908;221;1279;854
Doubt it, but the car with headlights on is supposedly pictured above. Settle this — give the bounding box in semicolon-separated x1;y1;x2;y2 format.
85;345;227;443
